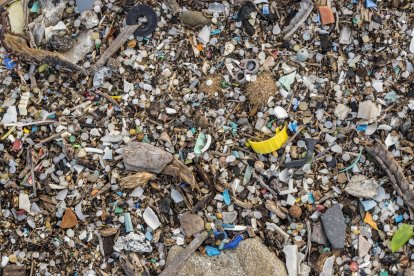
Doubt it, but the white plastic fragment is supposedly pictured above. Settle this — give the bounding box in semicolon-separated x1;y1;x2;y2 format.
75;202;86;221
130;187;144;198
19;192;31;213
274;106;289;119
113;232;153;253
171;189;184;203
1;106;18;125
56;189;68;201
197;25;211;45
18;92;31;116
283;244;298;276
357;101;381;123
1;256;9;267
143;207;161;230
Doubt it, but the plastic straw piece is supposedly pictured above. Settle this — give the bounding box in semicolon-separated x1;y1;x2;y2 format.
339;148;363;172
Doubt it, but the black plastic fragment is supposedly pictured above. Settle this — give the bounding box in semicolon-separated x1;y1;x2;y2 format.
126;5;158;37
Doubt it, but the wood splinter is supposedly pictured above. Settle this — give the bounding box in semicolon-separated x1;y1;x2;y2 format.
366;140;414;217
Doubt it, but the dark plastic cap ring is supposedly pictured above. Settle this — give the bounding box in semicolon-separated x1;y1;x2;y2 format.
126;5;158;37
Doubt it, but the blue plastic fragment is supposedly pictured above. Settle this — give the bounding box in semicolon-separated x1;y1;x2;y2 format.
224;235;244;250
222;223;234;228
135;202;140;209
262;4;269;15
223;189;231;205
145;231;153;241
356;124;368;131
116;191;123;196
205;246;221;257
395;215;404;223
288;122;298;133
361;200;376;211
365;0;377;8
2;57;16;70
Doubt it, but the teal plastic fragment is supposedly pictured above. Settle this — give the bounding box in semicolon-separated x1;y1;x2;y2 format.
205;246;221;256
30;2;40;13
243;166;253;185
194;133;207;156
124;212;134;233
223;189;231;205
340;148;363;172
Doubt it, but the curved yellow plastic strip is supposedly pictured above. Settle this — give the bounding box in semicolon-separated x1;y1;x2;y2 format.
248;125;288;154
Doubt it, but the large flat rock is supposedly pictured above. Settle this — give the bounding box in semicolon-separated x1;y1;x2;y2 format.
123;142;173;174
166;238;287;276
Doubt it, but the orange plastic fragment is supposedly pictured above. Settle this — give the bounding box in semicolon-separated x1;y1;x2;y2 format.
197;44;203;51
319;6;335;25
364;212;378;230
91;189;99;196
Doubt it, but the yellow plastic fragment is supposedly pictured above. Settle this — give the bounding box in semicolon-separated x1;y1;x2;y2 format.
1;126;15;140
111;96;121;100
364;212;378;230
248;125;288;154
23;128;30;134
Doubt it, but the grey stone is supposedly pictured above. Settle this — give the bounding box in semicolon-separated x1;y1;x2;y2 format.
166;238;287;276
123;142;173;174
180;11;211;28
180;212;204;238
311;222;328;245
345;175;379;199
321;204;346;249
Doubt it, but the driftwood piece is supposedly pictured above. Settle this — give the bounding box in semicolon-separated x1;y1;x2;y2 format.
162;158;199;191
366;141;414;214
2;265;26;276
90;25;138;74
2;34;87;75
159;231;208;276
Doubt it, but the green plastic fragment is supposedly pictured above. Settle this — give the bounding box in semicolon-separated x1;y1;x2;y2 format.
69;135;76;143
114;206;124;214
379;272;388;276
390;224;413;253
278;71;296;91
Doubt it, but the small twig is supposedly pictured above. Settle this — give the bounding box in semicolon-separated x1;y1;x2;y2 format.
159;231;208;276
90;25;139;73
34;132;63;148
95;90;122;110
27;146;36;197
4;120;55;127
252;171;278;198
306;219;311;263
